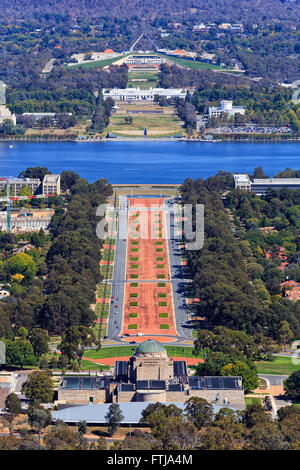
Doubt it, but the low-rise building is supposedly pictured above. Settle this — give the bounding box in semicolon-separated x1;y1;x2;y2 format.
233;174;300;194
209;100;246;118
0;177;41;196
103;87;187;101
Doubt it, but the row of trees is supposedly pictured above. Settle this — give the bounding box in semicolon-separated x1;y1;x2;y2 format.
180;176;300;342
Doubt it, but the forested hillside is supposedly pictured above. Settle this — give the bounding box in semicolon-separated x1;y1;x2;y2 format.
1;0;299;24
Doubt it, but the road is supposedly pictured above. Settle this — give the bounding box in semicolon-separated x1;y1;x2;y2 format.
107;196;128;339
165;198;193;339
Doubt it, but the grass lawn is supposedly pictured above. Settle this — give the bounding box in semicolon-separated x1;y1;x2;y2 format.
162;54;226;71
244;397;262;407
255;356;300;375
158;283;166;287
129;301;138;306
84;345;204;360
100;265;113;279
160;324;169;329
106;112;183;137
80;360;111;371
158;293;167;298
159;313;168;318
157;274;166;279
128;324;138;329
95;304;109;317
129;313;138;318
130;282;138;287
159;301;168;306
130;274;138;279
68;53;129;69
130;264;139;269
102;249;115;261
97;283;111;298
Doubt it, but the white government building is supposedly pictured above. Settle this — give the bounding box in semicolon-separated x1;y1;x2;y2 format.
103;87;187;101
209;100;245;118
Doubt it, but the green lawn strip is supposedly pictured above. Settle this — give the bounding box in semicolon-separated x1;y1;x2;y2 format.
157;274;166;279
130;274;138;279
129;301;138;306
155;241;163;245
68;53;130;69
102;249;115;261
95;304;109;317
158;283;166;287
84;346;203;360
131;257;139;261
158;293;167;298
156;248;163;252
80;360;111;371
129;293;138;298
158;301;168;306
131;248;139;252
244;397;262;407
156;257;164;261
159;313;168;318
130;264;139;269
131;241;139;245
255;356;300;375
161;54;227;71
157;264;164;268
129;313;138;318
160;324;169;329
97;283;112;298
130;283;138;287
100;265;113;278
128;324;138;329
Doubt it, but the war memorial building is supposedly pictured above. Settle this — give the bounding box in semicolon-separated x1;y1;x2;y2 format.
58;340;245;410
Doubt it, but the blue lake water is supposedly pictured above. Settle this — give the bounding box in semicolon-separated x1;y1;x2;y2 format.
0;141;299;183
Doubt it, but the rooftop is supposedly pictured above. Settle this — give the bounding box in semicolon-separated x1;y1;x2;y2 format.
135;339;167;355
52;401;241;424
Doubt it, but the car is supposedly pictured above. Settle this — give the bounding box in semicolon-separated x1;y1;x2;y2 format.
115;305;118;308
130;341;136;344
123;333;130;337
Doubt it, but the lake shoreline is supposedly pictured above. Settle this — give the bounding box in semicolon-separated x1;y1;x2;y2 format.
0;136;299;143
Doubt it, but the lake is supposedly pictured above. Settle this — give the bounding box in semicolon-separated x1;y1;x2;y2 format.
1;141;299;183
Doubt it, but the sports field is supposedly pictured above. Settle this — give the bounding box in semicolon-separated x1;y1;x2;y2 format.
121;198;177;337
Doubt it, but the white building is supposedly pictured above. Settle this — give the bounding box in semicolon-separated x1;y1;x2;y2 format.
0;105;16;125
208;100;246;118
103;87;187;101
233;174;300;195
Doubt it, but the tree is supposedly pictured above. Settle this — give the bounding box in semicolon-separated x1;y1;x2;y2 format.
105;403;124;436
19;185;33;196
6;340;37;369
5;393;21;415
184;397;214;430
4;393;22;435
5;253;36;285
28;406;51;441
17;327;28;339
59;326;96;369
77;420;87;436
44;426;81;450
28;328;49;357
221;361;258;393
21;371;54;405
284;370;300;400
278;320;294;350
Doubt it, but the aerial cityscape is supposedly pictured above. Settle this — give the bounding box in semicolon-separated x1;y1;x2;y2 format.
0;0;300;458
